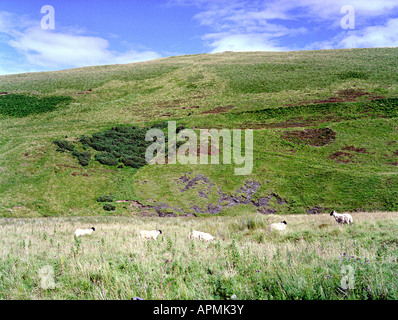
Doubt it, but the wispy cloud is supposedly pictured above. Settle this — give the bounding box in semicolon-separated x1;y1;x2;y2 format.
310;17;398;50
189;1;306;52
8;27;161;69
0;11;161;75
172;0;398;52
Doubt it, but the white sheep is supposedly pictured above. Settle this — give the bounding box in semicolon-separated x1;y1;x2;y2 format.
330;211;353;225
139;229;162;240
269;221;287;231
188;230;215;241
74;227;95;237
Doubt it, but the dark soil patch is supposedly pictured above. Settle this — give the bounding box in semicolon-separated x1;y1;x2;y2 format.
71;172;89;177
336;88;370;100
77;89;92;95
284;89;384;107
181;106;200;110
129;175;287;217
306;206;324;214
282;128;336;147
155;98;186;109
202;105;234;114
387;141;397;146
176;175;287;215
385;162;398;166
0;92;10;96
342;145;368;153
328;151;354;163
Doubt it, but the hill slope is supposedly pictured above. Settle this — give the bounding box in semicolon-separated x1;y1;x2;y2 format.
0;48;398;217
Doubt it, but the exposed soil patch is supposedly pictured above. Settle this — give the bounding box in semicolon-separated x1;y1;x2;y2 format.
284;89;385;107
282;128;336;147
306;206;324;214
155;98;186;109
385;162;398;166
202;105;234;114
176;175;287;215
0;92;10;96
342;145;368;153
182;106;200;110
328;145;371;164
387;141;397;146
71;172;89;177
336;88;371;101
77;89;92;95
121;175;288;217
328;151;354;163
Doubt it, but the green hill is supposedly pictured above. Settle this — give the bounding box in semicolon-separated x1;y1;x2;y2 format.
1;48;398;217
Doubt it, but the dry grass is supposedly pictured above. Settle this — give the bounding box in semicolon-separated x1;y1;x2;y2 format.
0;212;397;300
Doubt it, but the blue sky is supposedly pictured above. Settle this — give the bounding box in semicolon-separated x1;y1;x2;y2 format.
1;0;398;75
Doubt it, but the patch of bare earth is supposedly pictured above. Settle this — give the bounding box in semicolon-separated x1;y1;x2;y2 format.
328;145;371;164
76;89;92;95
282;128;336;147
328;151;354;163
284;88;385;107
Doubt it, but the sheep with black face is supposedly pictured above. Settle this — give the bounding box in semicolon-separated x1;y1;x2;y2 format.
330;211;353;225
139;229;162;240
74;227;96;237
269;221;287;231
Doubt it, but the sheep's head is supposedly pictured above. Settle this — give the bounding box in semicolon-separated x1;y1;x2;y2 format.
157;229;162;234
330;211;336;216
91;227;96;231
282;221;287;225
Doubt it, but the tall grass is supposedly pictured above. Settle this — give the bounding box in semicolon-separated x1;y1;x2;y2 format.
0;212;397;300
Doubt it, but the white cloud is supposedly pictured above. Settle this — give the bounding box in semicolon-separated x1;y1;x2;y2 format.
338;18;398;48
7;27;161;69
204;33;289;53
174;0;398;52
190;1;306;52
0;11;162;75
307;18;398;50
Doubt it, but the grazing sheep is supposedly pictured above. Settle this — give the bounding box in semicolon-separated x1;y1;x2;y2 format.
330;211;353;225
74;227;95;237
139;229;162;240
269;221;287;231
188;230;215;241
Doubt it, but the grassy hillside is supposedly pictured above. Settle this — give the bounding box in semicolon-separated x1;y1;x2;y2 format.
1;48;398;217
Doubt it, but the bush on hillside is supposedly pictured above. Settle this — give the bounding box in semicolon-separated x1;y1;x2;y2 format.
97;195;114;202
103;203;116;211
54;139;75;152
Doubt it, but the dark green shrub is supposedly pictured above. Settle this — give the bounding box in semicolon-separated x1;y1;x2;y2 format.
71;150;91;166
151;121;168;129
85;126;153;169
54;139;75;152
103;203;116;211
95;153;118;166
77;151;91;166
97;195;114;203
56;124;190;169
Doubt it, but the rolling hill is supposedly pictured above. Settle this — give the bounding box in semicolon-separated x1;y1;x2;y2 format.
1;48;398;217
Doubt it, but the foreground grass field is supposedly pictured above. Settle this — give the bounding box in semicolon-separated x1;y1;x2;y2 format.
1;211;397;300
